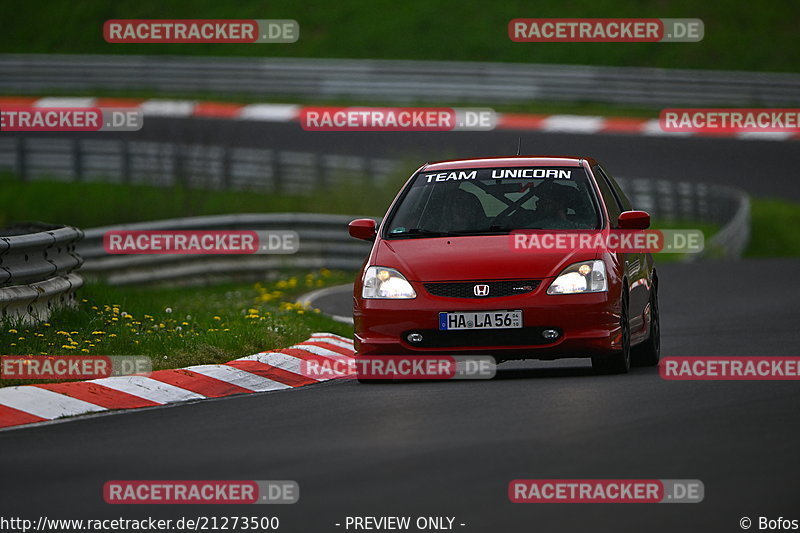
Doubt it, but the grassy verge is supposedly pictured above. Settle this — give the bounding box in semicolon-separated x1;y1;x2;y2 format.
0;0;798;73
650;219;718;262
0;172;411;228
745;198;800;257
0;269;354;388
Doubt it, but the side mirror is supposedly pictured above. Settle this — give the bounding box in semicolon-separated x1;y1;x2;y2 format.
618;210;651;230
348;218;377;241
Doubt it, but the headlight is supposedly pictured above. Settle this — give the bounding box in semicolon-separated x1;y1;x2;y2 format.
362;266;416;299
547;260;607;295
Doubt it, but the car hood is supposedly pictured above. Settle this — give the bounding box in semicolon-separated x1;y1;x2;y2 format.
374;235;597;281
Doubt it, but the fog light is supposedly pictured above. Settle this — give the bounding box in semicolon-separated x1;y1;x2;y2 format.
407;333;423;343
542;329;559;340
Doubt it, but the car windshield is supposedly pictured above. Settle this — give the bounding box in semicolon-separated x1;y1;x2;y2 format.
385;166;601;238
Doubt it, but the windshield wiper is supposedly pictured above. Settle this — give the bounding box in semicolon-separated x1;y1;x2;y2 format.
390;228;463;238
390;226;538;238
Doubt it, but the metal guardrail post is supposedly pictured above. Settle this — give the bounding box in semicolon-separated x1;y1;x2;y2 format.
73;139;83;182
271;150;282;194
15;137;28;182
121;139;131;184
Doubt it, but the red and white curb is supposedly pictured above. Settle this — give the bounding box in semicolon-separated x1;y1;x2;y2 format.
1;96;797;142
0;332;354;431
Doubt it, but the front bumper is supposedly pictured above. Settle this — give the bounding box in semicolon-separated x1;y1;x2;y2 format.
354;282;622;360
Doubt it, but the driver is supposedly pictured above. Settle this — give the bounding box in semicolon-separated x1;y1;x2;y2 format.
534;180;582;230
442;188;485;232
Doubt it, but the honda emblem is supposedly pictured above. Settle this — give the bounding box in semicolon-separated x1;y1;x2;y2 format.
473;284;490;296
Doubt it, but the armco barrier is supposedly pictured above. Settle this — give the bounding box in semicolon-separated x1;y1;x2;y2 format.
0;225;84;321
615;178;750;260
77;179;750;286
1;55;799;107
0;138;402;194
77;214;372;286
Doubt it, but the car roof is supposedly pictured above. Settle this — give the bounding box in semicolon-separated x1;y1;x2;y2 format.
422;156;596;172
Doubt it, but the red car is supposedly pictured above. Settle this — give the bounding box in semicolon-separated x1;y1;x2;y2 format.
348;156;660;377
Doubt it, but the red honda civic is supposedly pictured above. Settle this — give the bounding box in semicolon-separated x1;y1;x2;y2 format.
348;156;660;376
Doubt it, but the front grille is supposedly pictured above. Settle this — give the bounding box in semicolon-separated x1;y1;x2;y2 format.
403;327;560;348
424;279;540;298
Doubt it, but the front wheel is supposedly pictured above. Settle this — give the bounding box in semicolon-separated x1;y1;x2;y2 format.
592;292;631;374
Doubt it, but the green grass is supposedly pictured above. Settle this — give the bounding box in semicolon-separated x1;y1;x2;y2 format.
0;0;798;73
0;269;354;388
650;219;718;262
745;198;800;257
0;172;411;228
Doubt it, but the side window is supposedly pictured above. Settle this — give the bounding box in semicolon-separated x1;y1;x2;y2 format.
598;166;633;211
592;166;623;228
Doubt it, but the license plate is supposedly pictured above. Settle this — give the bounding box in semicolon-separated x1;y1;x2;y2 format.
439;310;523;331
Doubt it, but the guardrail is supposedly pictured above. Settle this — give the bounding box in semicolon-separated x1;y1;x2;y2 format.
77;178;750;286
1;54;799;107
0;137;401;194
0;224;84;321
615;178;750;259
78;214;372;286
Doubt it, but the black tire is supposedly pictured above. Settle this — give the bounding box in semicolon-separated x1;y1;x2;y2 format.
632;283;660;367
592;291;631;374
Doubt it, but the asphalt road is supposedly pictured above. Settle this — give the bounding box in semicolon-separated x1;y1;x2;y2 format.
2;258;800;533
5;117;800;532
21;117;800;200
